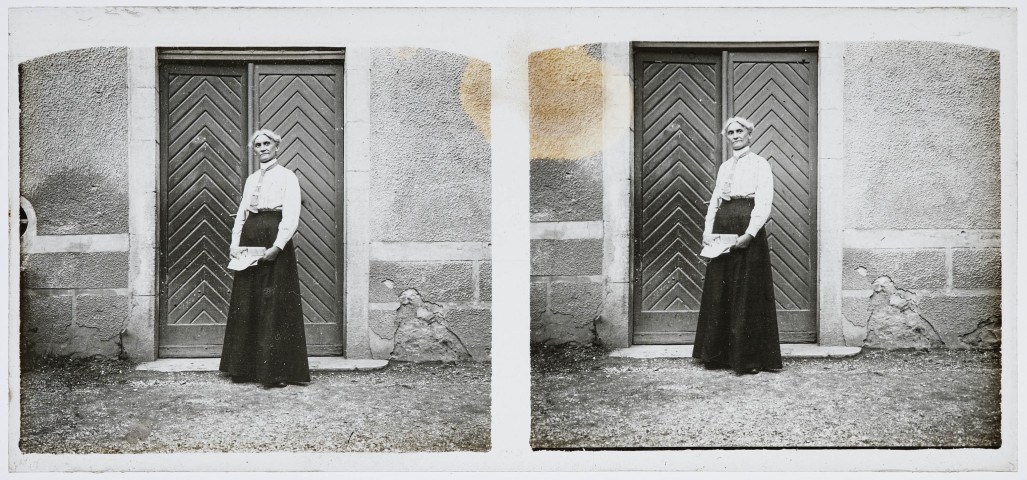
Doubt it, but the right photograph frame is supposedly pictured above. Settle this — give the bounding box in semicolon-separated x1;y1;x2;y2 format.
530;38;1003;449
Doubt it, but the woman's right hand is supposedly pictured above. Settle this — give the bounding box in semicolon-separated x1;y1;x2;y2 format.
230;246;245;259
703;234;714;246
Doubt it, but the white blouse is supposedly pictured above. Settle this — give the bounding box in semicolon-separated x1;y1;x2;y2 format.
230;159;302;250
703;147;775;238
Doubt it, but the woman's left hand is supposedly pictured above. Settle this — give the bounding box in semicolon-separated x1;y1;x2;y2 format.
734;234;753;249
260;246;282;264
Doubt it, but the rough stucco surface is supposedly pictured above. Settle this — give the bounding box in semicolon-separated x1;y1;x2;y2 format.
842;249;946;290
369;261;474;303
960;316;1001;349
21;293;125;359
842;296;872;328
841;296;872;346
21;294;73;354
530;282;548;344
530;154;603;222
843;41;1000;229
539;281;603;345
368;310;397;340
528;44;629;348
920;295;1002;348
530;239;603;276
22;252;130;289
479;262;492;302
952;248;1001;289
19;47;129;234
370;48;490;242
75;294;130;340
529;46;604;160
445;309;492;361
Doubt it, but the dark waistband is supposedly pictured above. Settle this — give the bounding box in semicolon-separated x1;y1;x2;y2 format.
250;208;282;214
722;197;755;204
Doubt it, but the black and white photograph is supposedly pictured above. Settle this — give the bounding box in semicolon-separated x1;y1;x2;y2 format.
6;2;1021;476
11;8;492;456
527;13;1014;453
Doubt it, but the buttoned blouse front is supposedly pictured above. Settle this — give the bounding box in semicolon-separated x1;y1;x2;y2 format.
703;147;775;238
230;159;302;250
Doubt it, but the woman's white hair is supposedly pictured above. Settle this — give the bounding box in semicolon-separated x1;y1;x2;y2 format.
721;116;755;136
249;128;283;148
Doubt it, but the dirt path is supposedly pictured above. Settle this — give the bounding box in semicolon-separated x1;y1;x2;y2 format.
531;347;1000;449
20;359;490;453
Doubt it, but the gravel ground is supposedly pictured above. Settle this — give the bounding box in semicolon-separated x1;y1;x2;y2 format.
531;346;1001;449
20;358;490;453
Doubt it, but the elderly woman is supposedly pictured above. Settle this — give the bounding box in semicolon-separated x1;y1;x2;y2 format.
692;116;782;374
219;128;310;388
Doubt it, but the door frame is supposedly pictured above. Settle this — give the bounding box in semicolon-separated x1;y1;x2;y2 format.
628;42;820;345
155;48;347;357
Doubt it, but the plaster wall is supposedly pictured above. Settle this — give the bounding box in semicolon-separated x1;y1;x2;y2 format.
528;45;610;346
19;47;134;359
370;47;491;242
840;41;1002;349
19;47;130;235
843;42;1000;230
366;48;492;361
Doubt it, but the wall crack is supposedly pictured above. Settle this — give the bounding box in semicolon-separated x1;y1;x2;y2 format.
863;276;945;350
389;288;471;362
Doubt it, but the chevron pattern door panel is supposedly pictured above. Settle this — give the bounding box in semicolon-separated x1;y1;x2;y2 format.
159;65;249;356
728;52;817;342
632;49;817;345
254;64;345;354
159;61;345;357
633;53;722;344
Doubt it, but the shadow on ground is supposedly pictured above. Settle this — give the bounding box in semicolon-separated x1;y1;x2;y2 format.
20;358;490;453
531;345;1000;449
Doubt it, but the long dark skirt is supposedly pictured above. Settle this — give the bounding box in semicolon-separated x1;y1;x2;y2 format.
219;211;310;384
692;198;782;373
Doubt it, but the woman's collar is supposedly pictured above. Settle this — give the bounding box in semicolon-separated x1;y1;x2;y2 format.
731;147;751;160
259;159;278;170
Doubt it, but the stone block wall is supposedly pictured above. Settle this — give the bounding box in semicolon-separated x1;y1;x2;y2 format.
358;48;493;361
528;45;609;345
840;42;1001;349
19;47;134;359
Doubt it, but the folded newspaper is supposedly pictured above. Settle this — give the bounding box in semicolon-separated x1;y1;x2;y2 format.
227;247;267;271
700;234;738;259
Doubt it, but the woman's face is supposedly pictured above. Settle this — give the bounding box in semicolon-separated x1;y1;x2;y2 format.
726;122;751;151
253;134;277;162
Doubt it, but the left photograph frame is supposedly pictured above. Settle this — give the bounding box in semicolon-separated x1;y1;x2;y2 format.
12;8;493;458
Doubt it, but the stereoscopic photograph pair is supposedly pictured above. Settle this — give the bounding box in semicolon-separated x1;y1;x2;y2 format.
9;5;1013;474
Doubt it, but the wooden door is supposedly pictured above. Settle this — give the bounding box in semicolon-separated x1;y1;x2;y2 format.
632;48;817;344
252;64;345;352
159;60;345;357
727;52;818;342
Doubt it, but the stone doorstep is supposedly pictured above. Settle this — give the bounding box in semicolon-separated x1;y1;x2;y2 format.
135;358;389;372
609;344;863;359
